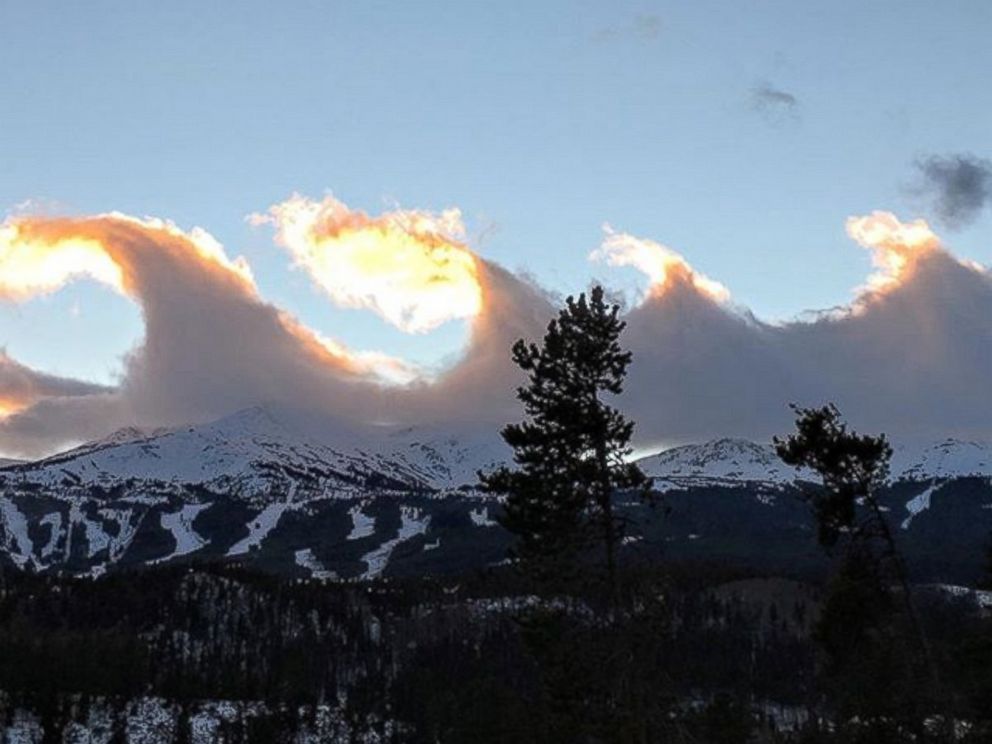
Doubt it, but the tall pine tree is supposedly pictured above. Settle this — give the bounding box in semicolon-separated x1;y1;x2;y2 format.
776;404;952;740
481;285;649;602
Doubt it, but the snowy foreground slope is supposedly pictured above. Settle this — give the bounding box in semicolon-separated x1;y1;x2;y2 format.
0;408;990;582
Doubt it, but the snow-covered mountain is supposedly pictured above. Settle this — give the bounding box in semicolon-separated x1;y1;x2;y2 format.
0;407;512;578
637;437;992;491
890;439;992;482
2;406;508;501
1;412;991;582
5;412;988;501
637;438;802;491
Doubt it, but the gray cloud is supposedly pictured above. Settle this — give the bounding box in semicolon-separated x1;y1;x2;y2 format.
0;351;111;407
913;154;992;228
750;82;800;125
620;247;992;447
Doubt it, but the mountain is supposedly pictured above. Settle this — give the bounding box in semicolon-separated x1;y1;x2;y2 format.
890;438;992;482
637;438;803;492
637;436;992;491
3;406;508;500
0;407;511;578
0;412;990;583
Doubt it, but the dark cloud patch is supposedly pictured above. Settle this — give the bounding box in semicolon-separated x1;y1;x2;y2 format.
750;82;800;125
913;154;992;229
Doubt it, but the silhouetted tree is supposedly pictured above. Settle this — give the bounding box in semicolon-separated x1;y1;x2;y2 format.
480;285;650;603
775;404;951;739
479;287;674;743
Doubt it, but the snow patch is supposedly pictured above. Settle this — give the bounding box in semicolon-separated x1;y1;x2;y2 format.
153;503;211;563
347;503;375;540
38;512;62;559
294;548;338;580
361;507;430;579
99;507;141;561
901;482;942;530
228;490;294;556
469;507;497;527
0;496;34;569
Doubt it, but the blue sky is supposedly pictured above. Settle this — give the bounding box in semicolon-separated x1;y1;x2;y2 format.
2;0;990;384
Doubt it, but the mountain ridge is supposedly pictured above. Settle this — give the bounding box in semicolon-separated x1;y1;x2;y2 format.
1;408;990;582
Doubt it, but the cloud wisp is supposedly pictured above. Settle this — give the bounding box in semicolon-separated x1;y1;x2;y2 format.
594;14;662;42
0;198;989;458
750;82;800;126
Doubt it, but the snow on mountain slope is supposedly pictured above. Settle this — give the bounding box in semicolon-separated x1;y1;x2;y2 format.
5;408;989;508
152;502;212;564
0;408;435;499
382;424;510;489
1;411;991;580
361;506;430;579
637;438;801;491
890;439;992;482
637;437;992;492
0;458;23;469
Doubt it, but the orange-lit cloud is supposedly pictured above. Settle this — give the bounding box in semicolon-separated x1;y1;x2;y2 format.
0;214;255;301
0;222;124;300
0;398;26;419
0;200;990;459
845;211;941;291
591;225;731;303
251;194;483;333
0;211;435;457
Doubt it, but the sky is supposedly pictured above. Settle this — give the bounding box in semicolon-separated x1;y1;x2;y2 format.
0;2;991;459
2;0;990;385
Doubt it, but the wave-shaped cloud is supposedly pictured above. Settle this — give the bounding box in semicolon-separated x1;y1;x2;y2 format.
0;198;988;458
618;212;992;445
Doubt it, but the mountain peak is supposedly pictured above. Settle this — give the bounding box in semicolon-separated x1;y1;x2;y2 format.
891;438;992;482
638;438;797;490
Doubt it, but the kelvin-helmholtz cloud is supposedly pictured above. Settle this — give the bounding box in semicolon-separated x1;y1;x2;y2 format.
0;197;990;458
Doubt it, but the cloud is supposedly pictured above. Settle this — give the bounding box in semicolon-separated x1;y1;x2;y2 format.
0;200;990;459
0;351;111;418
591;225;730;304
249;194;481;334
614;212;992;445
595;14;662;42
750;82;800;125
0;211;413;456
0;202;551;457
912;154;992;229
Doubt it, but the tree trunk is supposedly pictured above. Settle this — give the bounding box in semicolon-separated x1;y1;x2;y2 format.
595;439;619;612
867;494;954;742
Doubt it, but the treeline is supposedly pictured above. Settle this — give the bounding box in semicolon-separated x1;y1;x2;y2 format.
1;561;991;742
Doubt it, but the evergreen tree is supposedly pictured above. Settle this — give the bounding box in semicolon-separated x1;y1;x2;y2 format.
481;285;650;601
775;404;892;550
775;404;952;740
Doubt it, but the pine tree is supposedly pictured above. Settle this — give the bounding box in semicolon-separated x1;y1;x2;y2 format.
775;404;952;740
481;285;650;603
